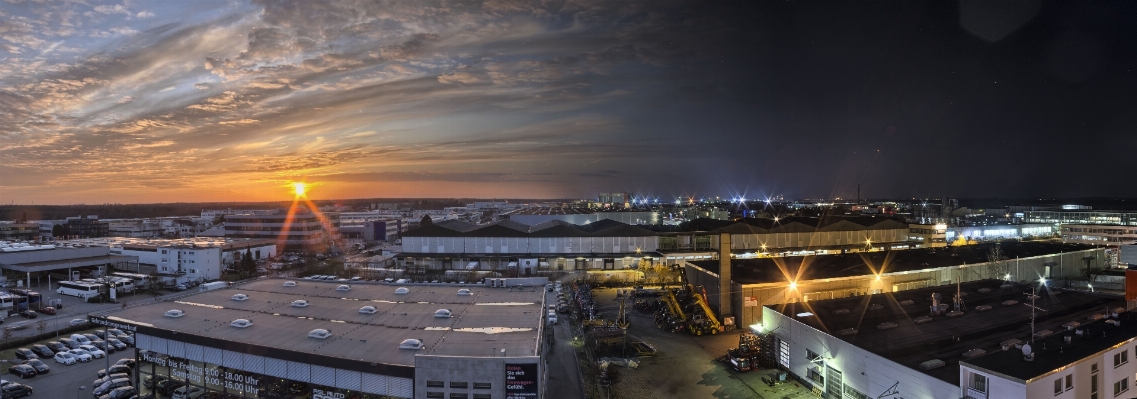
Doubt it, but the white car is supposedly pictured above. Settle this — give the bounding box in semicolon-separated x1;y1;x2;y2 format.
68;319;87;326
172;385;206;399
68;348;93;362
54;352;77;365
79;344;106;358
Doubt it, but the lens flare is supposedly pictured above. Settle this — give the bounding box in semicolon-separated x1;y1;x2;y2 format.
292;182;307;197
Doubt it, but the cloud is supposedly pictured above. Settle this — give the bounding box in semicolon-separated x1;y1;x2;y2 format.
93;4;130;15
219;119;259;125
136;11;155;18
193;82;212;90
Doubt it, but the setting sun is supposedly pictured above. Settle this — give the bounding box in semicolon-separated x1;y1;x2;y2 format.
292;182;307;196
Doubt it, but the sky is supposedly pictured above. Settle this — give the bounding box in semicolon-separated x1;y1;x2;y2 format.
1;1;1135;204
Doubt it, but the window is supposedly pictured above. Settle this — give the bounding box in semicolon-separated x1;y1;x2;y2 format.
473;383;492;389
807;368;824;385
1055;379;1063;395
843;384;868;399
473;395;491;399
450;394;468;399
426;393;444;399
1092;364;1100;399
426;381;444;388
1067;374;1073;392
450;382;468;389
970;373;988;393
807;349;822;363
1115;377;1129;397
1117;350;1130;368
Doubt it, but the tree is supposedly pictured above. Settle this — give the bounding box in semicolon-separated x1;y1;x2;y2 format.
51;224;64;238
1081;256;1104;289
420;215;433;226
987;243;1010;281
36;320;47;338
240;249;256;277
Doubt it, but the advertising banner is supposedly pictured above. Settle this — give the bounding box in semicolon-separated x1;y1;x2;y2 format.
505;363;538;399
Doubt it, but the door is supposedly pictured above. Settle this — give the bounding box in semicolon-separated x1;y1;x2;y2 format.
825;366;841;399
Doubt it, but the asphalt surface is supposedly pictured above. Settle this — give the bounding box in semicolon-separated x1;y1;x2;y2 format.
545;286;585;399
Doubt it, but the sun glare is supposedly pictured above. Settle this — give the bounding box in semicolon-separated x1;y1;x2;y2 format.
292;182;307;196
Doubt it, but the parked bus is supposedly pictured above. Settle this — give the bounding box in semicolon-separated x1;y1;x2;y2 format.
8;289;41;309
56;281;103;299
112;272;153;289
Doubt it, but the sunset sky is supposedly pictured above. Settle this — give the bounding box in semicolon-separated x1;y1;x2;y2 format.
2;1;1135;204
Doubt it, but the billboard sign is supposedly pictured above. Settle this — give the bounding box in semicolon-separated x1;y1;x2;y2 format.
505;363;538;398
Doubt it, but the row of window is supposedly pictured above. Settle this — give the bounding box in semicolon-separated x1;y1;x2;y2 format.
424;393;491;399
425;381;492;389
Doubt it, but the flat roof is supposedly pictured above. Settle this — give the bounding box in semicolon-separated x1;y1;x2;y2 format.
694;241;1095;284
1;254;137;271
101;278;544;367
770;280;1126;385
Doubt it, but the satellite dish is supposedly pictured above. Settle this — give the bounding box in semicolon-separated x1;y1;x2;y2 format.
1022;343;1032;356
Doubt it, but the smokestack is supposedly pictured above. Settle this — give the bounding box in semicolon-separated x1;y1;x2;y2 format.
719;233;732;319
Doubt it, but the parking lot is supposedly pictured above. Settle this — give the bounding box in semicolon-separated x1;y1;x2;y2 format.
0;327;135;398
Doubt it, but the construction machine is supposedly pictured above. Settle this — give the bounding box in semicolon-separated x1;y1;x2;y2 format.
726;333;761;372
653;284;723;335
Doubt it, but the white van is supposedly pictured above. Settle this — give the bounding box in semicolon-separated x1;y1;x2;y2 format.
547;312;558;325
71;334;92;345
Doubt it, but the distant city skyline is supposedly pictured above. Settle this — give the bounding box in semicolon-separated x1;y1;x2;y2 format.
2;1;1136;205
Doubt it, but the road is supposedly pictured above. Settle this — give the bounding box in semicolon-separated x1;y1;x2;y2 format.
545;286;585;399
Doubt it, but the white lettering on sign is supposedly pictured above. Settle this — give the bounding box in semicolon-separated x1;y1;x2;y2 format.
141;352;166;367
314;388;347;399
90;317;137;332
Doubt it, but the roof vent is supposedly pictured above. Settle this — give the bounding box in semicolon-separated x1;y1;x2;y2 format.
395;287;409;295
359;306;377;314
918;359;945;370
834;309;850;315
1063;321;1082;330
336;285;351;292
1001;300;1018;306
975;305;992;311
308;329;331;339
1000;338;1022;351
399;339;423;350
292;300;309;308
457;289;472;296
962;349;987;359
231;294;249;301
876;322;898;330
434;309;452;318
899;300;914;306
164;309;185;318
1033;329;1053;338
913;316;933;323
1107;319;1121;327
838;328;857;336
1087;314;1104;321
230;319;252;328
282;281;297;287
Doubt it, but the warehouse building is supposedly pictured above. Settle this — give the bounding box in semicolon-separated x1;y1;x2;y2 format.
685;240;1105;328
91;278;547;399
759;279;1136;399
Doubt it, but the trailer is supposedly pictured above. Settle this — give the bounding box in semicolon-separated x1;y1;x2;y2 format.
199;281;228;292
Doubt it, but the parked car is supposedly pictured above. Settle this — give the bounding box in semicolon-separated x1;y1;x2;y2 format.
97;364;132;378
53;352;76;365
60;338;82;349
0;383;32;398
86;339;113;353
114;358;136;368
94;373;129;388
114;333;134;346
92;377;131;396
107;328;126;336
143;375;167;389
45;341;68;353
106;338;128;351
67;348;92;362
36;307;56;315
155;379;186;396
12;348;36;361
70;334;92;345
21;359;48;374
7;364;35;378
17;310;35;319
80;344;106;359
30;344;52;358
100;386;138;399
171;385;206;399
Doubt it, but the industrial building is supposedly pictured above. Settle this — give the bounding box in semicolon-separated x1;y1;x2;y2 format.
1061;224;1137;246
91;278;547;399
222;210;327;250
684;239;1105;328
501;207;661;226
93;237;277;284
1026;210;1137;226
0;223;39;241
759;279;1136;399
0;241;138;287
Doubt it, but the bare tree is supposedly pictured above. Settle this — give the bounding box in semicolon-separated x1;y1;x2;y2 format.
36;319;47;338
987;244;1010;281
3;327;12;347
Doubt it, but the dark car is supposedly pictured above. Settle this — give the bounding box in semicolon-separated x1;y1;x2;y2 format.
1;383;32;398
92;377;131;396
142;375;167;389
114;358;136;368
60;338;81;349
114;333;134;346
106;338;128;351
155;378;185;396
134;393;156;399
18;310;35;319
30;344;53;358
46;341;68;353
107;328;126;336
36;306;55;315
87;338;112;353
99;386;137;399
12;348;36;361
21;359;48;374
7;364;35;379
97;364;132;378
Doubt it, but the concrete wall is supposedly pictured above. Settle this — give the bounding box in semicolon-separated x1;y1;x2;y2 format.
726;248;1105;326
763;307;960;399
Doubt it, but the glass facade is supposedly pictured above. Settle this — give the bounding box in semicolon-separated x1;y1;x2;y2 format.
137;350;401;399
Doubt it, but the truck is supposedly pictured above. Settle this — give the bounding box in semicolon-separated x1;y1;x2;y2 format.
199;281;228;292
